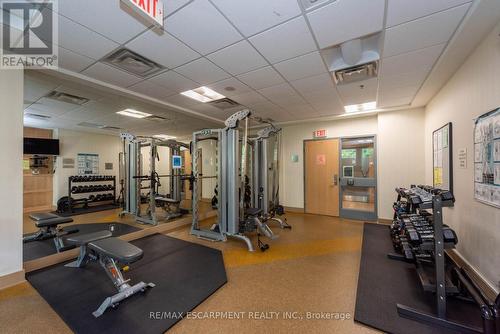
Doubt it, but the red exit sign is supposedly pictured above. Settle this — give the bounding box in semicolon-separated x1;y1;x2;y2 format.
122;0;164;28
313;129;327;138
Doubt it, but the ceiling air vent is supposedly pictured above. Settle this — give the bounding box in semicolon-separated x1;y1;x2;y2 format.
333;61;378;85
100;126;122;130
145;115;169;122
78;122;104;128
45;91;90;105
25;113;51;120
208;98;242;110
102;48;165;78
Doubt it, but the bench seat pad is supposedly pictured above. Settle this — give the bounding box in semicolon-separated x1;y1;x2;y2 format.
35;217;74;227
30;212;59;221
66;230;112;246
155;197;180;204
246;208;262;217
89;237;143;264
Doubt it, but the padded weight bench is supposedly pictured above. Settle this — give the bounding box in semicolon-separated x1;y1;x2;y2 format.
23;212;78;252
155;196;183;220
65;231;155;318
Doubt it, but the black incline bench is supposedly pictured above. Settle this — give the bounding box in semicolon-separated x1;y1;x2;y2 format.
23;212;77;252
65;231;155;318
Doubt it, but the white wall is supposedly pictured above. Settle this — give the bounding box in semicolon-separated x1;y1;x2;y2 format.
0;70;24;277
279;108;426;219
378;109;426;218
53;129;122;204
425;22;500;291
140;145;171;196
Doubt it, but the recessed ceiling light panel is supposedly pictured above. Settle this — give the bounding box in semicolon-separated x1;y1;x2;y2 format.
116;108;152;119
344;101;377;113
181;87;226;103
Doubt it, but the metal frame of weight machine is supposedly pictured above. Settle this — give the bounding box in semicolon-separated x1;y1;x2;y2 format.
190;109;276;251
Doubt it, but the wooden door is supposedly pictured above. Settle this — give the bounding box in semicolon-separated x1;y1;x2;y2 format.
305;139;340;216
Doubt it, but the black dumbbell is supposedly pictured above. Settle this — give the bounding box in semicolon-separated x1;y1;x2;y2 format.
71;186;78;193
89;195;95;201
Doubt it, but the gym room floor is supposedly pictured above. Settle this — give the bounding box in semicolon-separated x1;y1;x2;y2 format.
2;212;381;334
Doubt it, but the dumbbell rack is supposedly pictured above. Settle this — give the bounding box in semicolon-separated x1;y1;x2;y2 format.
68;175;117;213
395;187;481;333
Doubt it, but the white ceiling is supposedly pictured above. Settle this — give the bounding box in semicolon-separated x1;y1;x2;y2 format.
17;0;499;131
23;71;221;138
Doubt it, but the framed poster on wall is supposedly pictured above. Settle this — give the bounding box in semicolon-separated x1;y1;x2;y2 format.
77;153;99;175
433;123;453;193
473;108;500;208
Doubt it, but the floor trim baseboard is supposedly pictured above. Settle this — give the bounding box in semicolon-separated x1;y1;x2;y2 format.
0;269;26;290
284;206;304;213
447;249;499;302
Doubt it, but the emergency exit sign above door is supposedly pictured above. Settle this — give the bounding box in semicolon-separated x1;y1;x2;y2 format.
122;0;164;28
313;129;327;138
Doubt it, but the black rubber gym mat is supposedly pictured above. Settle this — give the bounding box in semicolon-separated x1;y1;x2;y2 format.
23;222;140;262
354;223;482;334
26;234;227;334
52;203;120;217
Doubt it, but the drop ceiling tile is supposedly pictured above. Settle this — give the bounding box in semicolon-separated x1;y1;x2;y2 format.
272;95;308;108
206;40;268;75
386;0;471;27
383;4;470;57
165;0;192;17
57;0;150;44
163;93;202;108
290;73;335;95
378;95;413;108
81;62;143;87
307;0;385;48
379;70;429;91
58;46;96;73
126;29;200;68
166;0;242;55
207;78;252;97
211;0;302;37
128;80;175;100
26;99;79;117
303;90;343;110
175;58;231;85
149;71;199;92
380;43;445;76
249;16;316;64
58;15;119;60
58;108;107;122
24;74;60;102
232;91;268;107
274;51;327;81
236;66;285;90
258;83;297;100
337;78;378;105
378;85;420;101
286;103;317;115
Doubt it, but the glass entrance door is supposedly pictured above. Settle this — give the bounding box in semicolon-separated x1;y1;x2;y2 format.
339;136;377;220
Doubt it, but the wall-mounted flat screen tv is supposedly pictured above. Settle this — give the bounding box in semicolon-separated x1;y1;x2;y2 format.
24;138;60;155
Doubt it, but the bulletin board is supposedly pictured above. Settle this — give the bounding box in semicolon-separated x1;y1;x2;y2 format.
433;123;453;192
473;108;500;208
77;153;99;175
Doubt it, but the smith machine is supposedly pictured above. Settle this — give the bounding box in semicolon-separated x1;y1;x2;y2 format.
119;133;190;225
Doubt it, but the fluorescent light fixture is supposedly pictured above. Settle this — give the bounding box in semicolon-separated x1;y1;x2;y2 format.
181;87;225;103
344;101;377;113
154;134;177;140
116;108;152;119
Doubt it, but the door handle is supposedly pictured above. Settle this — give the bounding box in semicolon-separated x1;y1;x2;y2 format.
333;174;338;186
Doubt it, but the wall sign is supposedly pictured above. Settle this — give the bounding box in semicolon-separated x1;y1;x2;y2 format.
172;155;182;169
474;108;500;208
316;154;326;165
433;123;453;192
458;148;467;169
313;129;327;138
121;0;164;28
77;153;99;175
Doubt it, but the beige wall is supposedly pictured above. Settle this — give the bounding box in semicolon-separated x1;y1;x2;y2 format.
53;129;122;204
279;108;426;219
0;70;24;276
425;22;500;291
